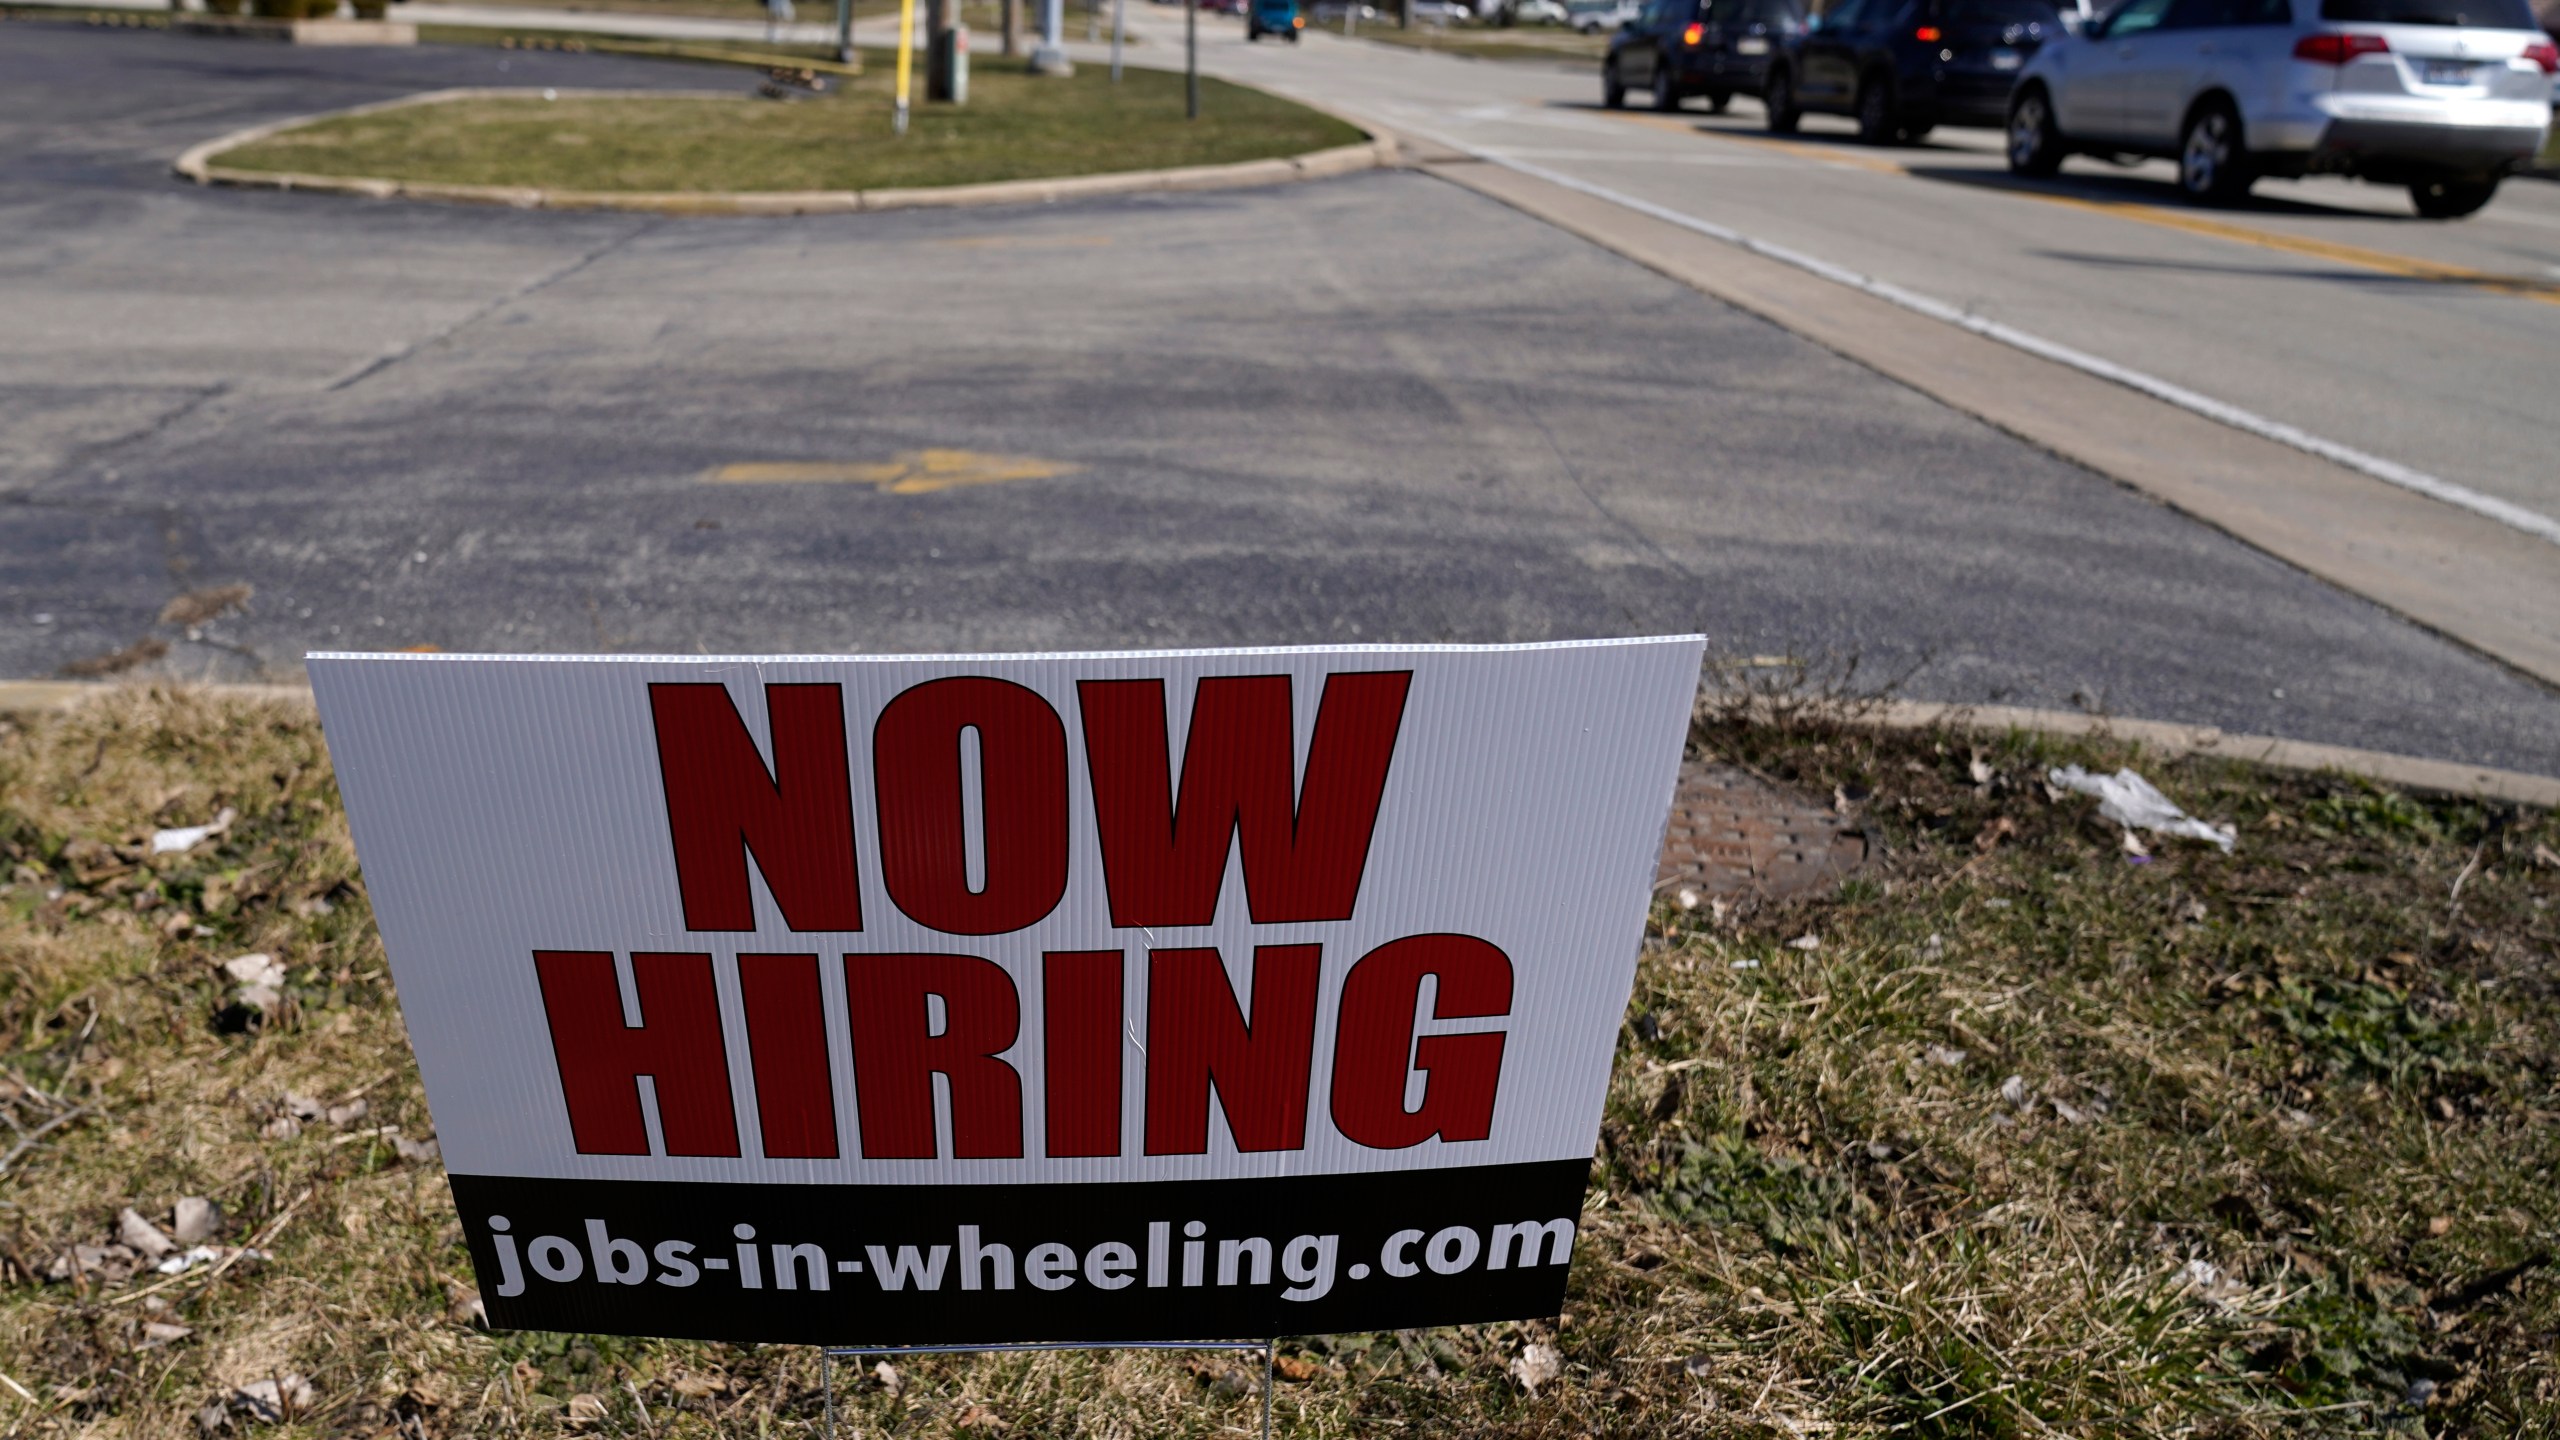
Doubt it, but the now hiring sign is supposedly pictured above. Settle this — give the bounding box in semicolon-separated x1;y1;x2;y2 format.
311;639;1701;1344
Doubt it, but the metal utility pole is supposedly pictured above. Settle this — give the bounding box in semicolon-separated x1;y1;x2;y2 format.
1028;0;1071;71
1110;0;1125;80
1185;0;1198;116
1398;0;1411;25
1001;0;1019;54
834;0;853;62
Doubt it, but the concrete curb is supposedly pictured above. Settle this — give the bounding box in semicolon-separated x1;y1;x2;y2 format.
173;88;1395;215
1848;700;2560;809
4;679;2550;808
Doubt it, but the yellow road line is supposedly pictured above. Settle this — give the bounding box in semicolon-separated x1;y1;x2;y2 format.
708;449;1082;494
1591;107;2560;302
2015;190;2560;303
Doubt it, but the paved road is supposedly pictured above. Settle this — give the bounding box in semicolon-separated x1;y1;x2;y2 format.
1180;16;2560;534
3;21;2557;772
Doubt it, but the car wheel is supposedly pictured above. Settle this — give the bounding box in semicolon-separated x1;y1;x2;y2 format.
2177;99;2252;205
1855;73;1899;144
1763;66;1799;132
1652;59;1682;110
1704;88;1732;113
2409;177;2498;219
2007;85;2063;177
1603;59;1627;109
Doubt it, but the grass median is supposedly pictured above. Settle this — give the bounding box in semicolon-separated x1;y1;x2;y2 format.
0;687;2554;1434
213;51;1361;193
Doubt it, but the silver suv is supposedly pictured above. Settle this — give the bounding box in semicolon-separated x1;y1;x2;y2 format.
2005;0;2556;216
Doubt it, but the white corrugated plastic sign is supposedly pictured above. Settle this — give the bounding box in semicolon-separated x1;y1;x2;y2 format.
310;637;1703;1344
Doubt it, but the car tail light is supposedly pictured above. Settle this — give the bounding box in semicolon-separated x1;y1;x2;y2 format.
1682;20;1704;42
2292;32;2387;63
2524;38;2558;72
1913;24;1941;39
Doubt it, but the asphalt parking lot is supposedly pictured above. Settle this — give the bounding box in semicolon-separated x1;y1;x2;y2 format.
5;21;2557;771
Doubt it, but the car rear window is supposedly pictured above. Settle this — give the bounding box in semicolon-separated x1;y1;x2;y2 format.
2318;0;2535;25
1949;0;2058;19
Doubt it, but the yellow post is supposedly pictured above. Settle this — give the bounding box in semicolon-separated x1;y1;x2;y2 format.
893;0;918;134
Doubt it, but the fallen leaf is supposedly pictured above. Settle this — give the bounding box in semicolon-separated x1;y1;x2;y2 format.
139;1321;194;1349
2051;1098;2089;1125
1998;1075;2029;1107
174;1196;222;1244
394;1135;441;1164
282;1092;325;1121
222;954;284;988
259;1116;300;1142
870;1361;900;1395
670;1371;730;1399
1272;1354;1326;1382
2429;1216;2454;1237
1510;1341;1562;1396
119;1208;177;1259
564;1392;608;1424
1968;754;1994;786
1675;887;1699;911
50;1242;141;1282
159;584;254;628
954;1402;1007;1429
1785;933;1820;952
232;1373;314;1422
59;636;168;680
326;1099;369;1128
1925;1045;1968;1068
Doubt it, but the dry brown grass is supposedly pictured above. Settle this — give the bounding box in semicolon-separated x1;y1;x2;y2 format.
0;687;2553;1437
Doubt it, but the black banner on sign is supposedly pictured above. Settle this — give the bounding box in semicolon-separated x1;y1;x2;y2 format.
450;1160;1590;1344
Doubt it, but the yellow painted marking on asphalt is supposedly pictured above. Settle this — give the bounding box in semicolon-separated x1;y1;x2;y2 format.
1592;107;2560;303
2007;190;2560;304
708;450;1082;494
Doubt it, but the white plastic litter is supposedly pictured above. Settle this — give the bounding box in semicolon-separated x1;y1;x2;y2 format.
150;807;236;856
154;1244;264;1276
2047;766;2236;853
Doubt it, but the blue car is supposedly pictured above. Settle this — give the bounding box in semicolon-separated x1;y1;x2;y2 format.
1248;0;1306;38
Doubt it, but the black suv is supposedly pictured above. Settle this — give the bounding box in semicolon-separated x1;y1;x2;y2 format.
1604;0;1806;111
1764;0;2062;141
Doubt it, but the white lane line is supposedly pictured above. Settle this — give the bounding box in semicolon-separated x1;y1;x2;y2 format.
1410;128;2560;551
1495;147;1777;165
